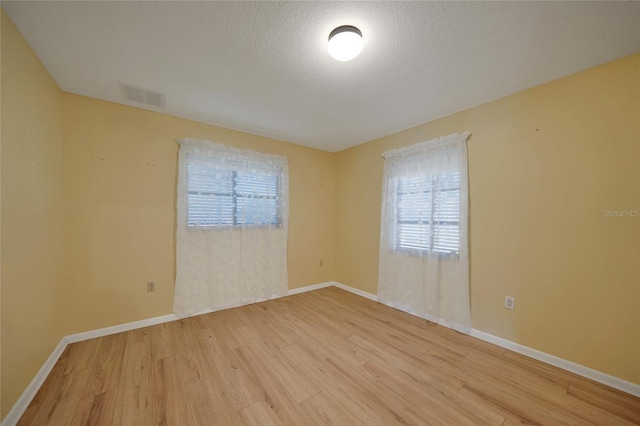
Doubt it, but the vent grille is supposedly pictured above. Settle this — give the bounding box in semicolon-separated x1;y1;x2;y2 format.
119;83;166;107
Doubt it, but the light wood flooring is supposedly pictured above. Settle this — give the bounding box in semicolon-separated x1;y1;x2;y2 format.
19;287;640;425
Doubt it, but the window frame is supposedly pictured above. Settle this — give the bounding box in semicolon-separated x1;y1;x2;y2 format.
186;155;284;230
394;172;461;259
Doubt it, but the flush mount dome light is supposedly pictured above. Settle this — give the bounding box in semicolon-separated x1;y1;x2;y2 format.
328;25;363;61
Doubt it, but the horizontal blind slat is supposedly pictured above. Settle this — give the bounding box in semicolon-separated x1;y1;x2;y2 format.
395;172;461;255
186;154;281;228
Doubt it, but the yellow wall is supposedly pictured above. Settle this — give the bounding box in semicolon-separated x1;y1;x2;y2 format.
60;93;337;335
1;8;3;416
2;7;638;418
336;53;640;384
1;10;337;416
1;10;65;417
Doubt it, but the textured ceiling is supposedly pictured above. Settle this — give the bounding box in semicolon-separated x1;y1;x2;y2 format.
3;1;639;152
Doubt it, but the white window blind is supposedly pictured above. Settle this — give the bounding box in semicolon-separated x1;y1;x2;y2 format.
187;155;281;228
396;171;460;256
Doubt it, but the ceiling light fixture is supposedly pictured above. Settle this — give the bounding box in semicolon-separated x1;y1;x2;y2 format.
328;25;363;61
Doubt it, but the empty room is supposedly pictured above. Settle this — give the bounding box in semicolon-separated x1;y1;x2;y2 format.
1;1;639;425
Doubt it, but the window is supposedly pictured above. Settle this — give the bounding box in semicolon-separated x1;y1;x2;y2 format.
379;132;470;332
395;171;460;256
175;138;289;315
186;155;282;228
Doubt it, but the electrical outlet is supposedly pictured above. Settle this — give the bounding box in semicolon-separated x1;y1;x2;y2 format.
504;296;515;310
147;281;156;292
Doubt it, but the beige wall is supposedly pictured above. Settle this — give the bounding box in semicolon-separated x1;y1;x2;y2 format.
60;94;337;336
2;7;638;418
1;11;65;417
336;53;640;384
1;9;337;416
1;8;3;416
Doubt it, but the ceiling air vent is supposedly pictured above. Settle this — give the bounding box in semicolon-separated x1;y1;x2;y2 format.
119;83;166;107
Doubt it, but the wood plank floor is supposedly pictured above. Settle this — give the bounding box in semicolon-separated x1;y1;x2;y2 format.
19;287;640;425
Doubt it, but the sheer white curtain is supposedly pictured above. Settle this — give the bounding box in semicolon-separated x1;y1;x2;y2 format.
378;132;471;333
174;138;289;317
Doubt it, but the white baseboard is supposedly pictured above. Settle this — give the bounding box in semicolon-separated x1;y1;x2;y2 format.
331;281;378;301
65;313;179;344
1;281;336;425
333;281;640;398
469;328;640;398
67;282;337;344
4;281;638;425
1;338;68;426
287;281;333;295
331;279;640;398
